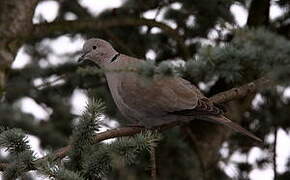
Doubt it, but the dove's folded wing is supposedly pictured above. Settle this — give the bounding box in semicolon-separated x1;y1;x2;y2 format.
117;75;200;115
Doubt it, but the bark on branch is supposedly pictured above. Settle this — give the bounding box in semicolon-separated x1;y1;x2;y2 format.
210;76;274;104
31;18;177;39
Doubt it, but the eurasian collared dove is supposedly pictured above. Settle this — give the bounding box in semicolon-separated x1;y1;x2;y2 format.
78;38;262;142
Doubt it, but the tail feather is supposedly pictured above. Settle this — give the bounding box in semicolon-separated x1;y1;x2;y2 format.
203;115;262;142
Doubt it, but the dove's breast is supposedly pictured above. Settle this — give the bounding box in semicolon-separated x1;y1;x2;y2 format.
104;72;138;123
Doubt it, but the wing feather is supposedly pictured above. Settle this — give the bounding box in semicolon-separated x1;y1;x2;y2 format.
117;75;199;114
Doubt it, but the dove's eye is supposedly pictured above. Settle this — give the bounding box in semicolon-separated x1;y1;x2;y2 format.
92;45;97;50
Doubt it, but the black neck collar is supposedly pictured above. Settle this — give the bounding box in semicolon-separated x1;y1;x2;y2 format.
110;53;120;63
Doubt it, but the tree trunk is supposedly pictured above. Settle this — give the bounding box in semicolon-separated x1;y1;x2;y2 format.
0;0;38;94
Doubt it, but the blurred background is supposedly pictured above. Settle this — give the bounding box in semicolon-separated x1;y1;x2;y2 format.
1;0;290;179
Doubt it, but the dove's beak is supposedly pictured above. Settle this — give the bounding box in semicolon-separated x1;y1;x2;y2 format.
78;54;98;67
78;54;88;63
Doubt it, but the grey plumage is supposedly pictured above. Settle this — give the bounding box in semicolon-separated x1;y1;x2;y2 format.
78;38;262;142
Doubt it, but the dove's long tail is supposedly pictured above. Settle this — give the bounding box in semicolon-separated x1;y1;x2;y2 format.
203;115;262;142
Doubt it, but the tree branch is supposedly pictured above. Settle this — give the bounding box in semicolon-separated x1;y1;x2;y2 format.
210;76;273;104
51;123;178;161
0;75;274;171
28;17;190;60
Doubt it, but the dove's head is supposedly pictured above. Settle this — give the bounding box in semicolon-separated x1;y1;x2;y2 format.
78;38;118;68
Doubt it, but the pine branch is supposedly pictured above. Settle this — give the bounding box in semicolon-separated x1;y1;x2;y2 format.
52;125;174;161
210;76;274;104
47;76;273;160
0;75;274;172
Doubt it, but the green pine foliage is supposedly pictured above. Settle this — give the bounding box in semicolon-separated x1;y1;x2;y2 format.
183;28;290;83
0;128;30;154
0;128;35;179
3;151;35;179
67;99;161;179
124;28;290;85
68;98;104;170
0;100;162;179
54;168;84;180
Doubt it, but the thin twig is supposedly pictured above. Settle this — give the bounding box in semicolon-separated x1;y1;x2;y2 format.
183;126;206;179
273;127;278;180
35;75;66;89
150;146;157;180
146;3;163;34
